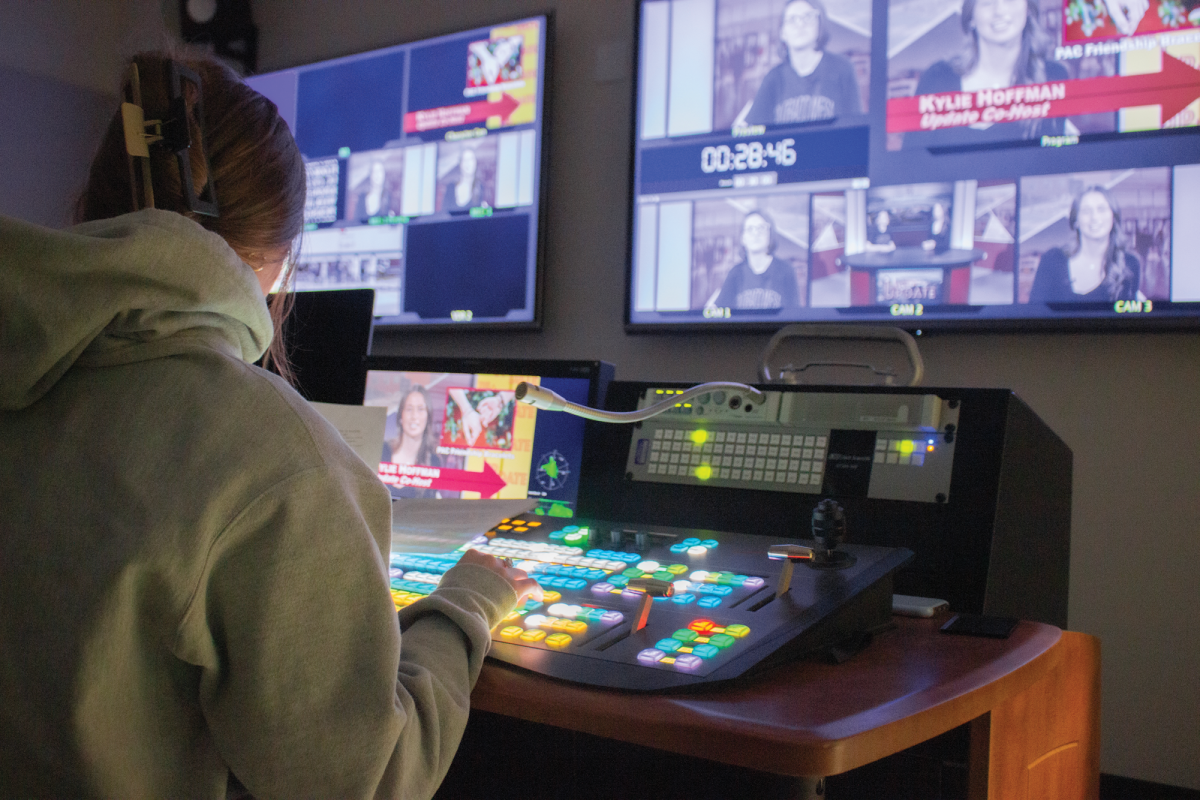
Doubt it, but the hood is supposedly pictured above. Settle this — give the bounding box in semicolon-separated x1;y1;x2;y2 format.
0;209;272;411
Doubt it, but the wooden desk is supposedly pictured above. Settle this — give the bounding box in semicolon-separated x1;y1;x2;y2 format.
469;617;1100;799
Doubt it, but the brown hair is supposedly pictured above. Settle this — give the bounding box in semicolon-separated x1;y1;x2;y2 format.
75;51;306;382
1067;185;1138;300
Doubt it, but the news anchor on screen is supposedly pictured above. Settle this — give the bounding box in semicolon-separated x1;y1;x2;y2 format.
1029;185;1141;303
743;0;863;126
710;210;800;310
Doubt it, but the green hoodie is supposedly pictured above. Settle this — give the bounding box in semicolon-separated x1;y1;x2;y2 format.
0;210;517;798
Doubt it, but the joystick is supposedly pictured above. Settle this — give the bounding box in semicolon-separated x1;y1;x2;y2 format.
810;499;855;570
768;544;814;596
627;577;675;631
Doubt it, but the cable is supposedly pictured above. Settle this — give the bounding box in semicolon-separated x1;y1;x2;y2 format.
514;381;767;424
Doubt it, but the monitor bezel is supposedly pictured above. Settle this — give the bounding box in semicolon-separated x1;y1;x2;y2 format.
621;0;1200;335
255;12;555;332
361;356;614;409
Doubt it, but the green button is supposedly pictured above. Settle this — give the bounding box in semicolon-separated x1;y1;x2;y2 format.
709;633;736;649
672;629;699;643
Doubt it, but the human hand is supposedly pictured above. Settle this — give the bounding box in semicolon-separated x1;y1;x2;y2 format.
1104;0;1149;35
474;394;511;427
459;406;483;445
457;548;543;606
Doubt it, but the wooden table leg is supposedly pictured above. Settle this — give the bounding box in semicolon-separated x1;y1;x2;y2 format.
968;631;1101;800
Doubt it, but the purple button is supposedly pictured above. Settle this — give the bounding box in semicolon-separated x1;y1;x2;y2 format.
637;648;665;665
601;610;625;624
674;654;703;671
591;582;614;595
621;589;642;600
743;577;766;589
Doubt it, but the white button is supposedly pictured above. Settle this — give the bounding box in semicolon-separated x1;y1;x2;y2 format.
781;435;792;446
737;433;747;443
654;429;663;439
874;452;885;463
770;434;781;445
816;436;827;447
804;436;816;447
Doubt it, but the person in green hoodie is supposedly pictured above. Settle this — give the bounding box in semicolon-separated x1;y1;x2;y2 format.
0;52;539;799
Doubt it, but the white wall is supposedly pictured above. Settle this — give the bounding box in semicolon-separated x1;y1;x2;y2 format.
6;0;1197;789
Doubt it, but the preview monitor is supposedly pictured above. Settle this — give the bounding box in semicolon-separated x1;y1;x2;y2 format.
361;358;614;517
627;0;1200;330
247;15;551;328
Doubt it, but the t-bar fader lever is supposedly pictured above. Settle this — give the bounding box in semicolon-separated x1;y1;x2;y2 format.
627;577;675;632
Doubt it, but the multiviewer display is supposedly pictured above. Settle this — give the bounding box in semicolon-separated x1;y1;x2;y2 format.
247;16;549;327
628;0;1200;329
363;368;590;516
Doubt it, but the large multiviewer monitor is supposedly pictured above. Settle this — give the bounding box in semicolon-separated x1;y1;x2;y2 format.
362;358;614;517
247;15;551;328
627;0;1200;330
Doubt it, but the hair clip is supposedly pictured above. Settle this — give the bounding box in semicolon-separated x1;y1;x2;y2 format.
120;60;219;218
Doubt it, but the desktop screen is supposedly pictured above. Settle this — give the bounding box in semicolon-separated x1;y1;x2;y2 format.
363;366;592;517
247;15;549;327
628;0;1200;330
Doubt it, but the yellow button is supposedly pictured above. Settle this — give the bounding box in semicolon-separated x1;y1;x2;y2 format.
565;621;588;633
519;629;546;643
499;626;523;639
528;521;543;527
678;646;693;653
546;633;572;649
661;657;676;664
542;590;562;603
694;636;710;644
513;527;529;533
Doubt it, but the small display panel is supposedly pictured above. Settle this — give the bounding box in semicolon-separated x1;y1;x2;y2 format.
247;15;549;327
363;359;606;516
628;0;1200;329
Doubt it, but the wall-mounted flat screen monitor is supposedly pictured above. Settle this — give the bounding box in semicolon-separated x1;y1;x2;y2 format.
361;358;614;517
627;0;1200;330
247;15;550;328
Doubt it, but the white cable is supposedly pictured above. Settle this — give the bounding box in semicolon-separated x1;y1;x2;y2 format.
514;381;767;424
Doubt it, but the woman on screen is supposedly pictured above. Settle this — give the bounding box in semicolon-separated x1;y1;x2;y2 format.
1029;186;1140;302
743;0;863;127
348;159;399;220
712;210;800;310
0;51;534;798
384;386;442;467
912;0;1067;145
443;147;485;213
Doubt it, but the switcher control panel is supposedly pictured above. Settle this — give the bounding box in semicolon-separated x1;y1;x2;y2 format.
626;388;959;504
389;513;912;691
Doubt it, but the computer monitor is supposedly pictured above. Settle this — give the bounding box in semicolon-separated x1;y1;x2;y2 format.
627;0;1200;330
270;288;375;405
247;15;551;328
362;357;614;517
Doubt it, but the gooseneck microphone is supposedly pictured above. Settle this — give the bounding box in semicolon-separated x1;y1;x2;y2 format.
514;381;766;424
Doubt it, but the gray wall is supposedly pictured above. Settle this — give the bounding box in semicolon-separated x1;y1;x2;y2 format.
3;0;1196;789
